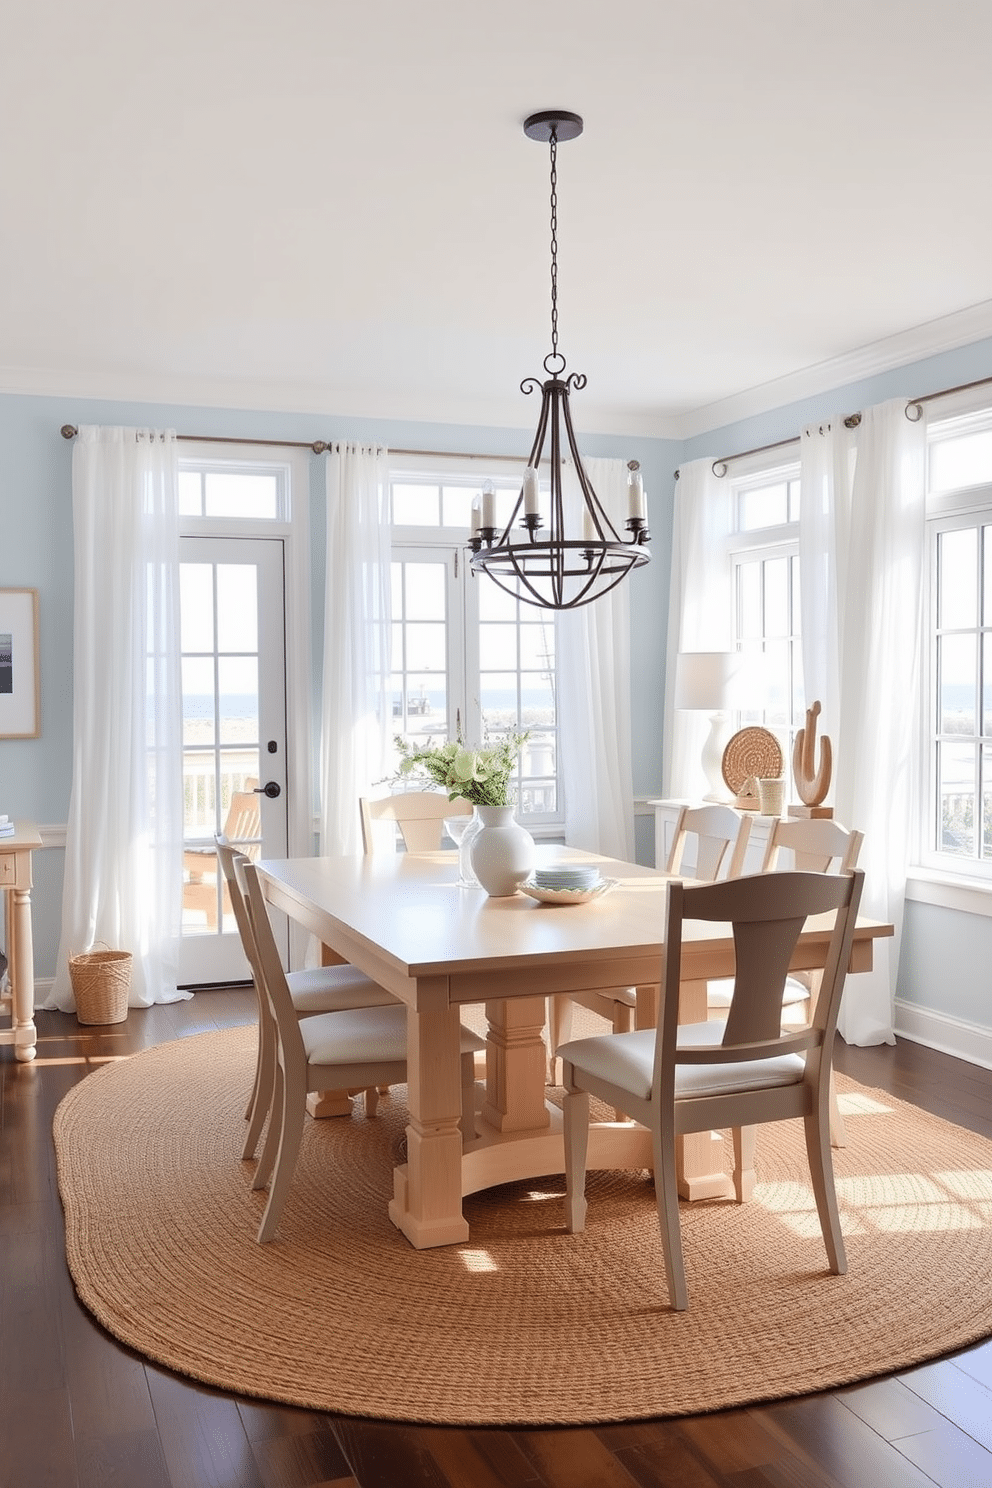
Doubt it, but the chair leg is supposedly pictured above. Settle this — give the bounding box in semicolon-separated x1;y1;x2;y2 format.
828;1069;847;1147
732;1124;756;1202
652;1122;689;1311
803;1092;848;1276
460;1051;477;1144
562;1081;590;1233
548;995;574;1084
257;1091;306;1244
364;1086;379;1117
253;1060;284;1191
610;1002;634;1120
242;1011;275;1161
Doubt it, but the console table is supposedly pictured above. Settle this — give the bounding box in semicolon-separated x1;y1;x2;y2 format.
0;822;41;1062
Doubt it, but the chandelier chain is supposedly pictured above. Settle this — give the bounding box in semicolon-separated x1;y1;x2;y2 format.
549;125;559;361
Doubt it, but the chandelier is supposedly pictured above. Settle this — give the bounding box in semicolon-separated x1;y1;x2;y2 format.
469;110;651;611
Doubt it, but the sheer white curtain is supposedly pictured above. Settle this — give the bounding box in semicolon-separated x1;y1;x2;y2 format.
799;400;927;1044
663;458;735;799
318;443;392;856
559;457;635;858
47;426;186;1010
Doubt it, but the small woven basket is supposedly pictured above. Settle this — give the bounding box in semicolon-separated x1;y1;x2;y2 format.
69;946;132;1025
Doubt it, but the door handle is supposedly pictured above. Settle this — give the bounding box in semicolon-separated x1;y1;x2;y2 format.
253;782;282;799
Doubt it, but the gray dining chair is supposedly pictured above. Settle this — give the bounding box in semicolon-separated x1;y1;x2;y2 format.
559;868;864;1310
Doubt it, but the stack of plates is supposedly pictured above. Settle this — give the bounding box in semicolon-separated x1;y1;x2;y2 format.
533;864;602;891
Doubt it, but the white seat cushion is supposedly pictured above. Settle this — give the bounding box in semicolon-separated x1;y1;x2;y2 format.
558;1020;805;1104
286;964;399;1016
706;975;809;1009
302;1004;485;1066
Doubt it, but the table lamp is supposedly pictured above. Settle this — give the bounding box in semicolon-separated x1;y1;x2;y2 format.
674;651;743;801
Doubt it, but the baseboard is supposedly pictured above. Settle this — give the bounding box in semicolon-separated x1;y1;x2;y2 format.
894;997;992;1071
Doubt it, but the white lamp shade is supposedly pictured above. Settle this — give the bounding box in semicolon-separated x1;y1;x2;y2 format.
674;651;743;712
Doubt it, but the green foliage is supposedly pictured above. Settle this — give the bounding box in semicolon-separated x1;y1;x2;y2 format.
393;731;529;807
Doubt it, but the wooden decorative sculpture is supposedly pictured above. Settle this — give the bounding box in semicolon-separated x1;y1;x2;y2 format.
789;700;833;818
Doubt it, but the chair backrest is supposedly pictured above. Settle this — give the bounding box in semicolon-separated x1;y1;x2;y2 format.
235;857;307;1080
760;816;863;875
656;869;864;1087
223;790;262;848
216;835;260;969
359;791;472;854
665;803;752;882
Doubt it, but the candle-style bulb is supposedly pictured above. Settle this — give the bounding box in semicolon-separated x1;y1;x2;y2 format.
481;480;496;531
628;469;646;521
470;498;481;536
523;466;540;516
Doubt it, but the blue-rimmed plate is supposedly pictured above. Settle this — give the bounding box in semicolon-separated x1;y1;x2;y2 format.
520;877;617;906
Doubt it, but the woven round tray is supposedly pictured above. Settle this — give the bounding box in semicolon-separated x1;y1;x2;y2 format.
721;726;784;794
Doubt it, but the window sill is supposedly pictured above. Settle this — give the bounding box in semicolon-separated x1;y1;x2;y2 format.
905;868;992;918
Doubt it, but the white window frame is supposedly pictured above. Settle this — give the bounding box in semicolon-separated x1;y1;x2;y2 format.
727;459;802;776
915;406;992;889
177;442;313;861
388;455;564;831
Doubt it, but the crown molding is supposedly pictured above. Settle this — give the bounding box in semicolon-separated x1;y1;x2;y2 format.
675;300;992;441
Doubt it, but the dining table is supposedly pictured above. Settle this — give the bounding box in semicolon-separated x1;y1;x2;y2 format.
257;848;894;1250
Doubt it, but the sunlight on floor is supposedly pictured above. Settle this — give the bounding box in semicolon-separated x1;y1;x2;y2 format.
458;1248;500;1273
758;1165;992;1237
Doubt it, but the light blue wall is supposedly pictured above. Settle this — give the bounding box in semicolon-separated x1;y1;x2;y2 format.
0;390;677;982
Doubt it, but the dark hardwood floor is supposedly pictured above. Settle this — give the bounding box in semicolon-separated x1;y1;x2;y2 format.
3;990;992;1488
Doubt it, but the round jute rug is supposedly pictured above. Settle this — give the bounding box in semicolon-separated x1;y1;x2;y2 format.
53;1025;992;1426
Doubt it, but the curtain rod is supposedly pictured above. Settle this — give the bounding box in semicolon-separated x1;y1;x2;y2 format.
58;426;640;472
675;368;992;482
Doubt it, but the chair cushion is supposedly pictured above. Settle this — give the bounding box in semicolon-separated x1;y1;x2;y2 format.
706;975;809;1009
286;965;399;1015
558;1021;805;1103
302;1004;485;1066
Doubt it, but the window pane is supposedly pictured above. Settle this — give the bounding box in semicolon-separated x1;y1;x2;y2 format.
984;745;992;860
404;673;446;733
392;483;439;525
442;486;476;528
986;633;992;738
740;483;788;531
930;430;992;493
218;657;258;744
939;633;976;734
788;479;801;522
519;621;555;671
479;624;517;670
404;563;446;621
204;472;277;519
763;556;789;637
737;561;761;641
763;639;790;726
217;566;258;652
182;657;215;745
405;623;446;671
180;565;214;652
480;672;518;730
939;741;976;855
478;579;519;622
179;471;203;516
985;526;992;628
938;527;977;630
520;676;555;728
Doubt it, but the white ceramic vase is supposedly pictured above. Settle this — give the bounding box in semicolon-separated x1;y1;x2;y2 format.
469;804;536;897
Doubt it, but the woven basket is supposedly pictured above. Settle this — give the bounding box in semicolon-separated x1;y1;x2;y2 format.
69;947;132;1025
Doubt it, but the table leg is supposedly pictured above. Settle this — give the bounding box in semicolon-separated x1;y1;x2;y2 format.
480;995;551;1134
10;886;37;1062
388;986;469;1248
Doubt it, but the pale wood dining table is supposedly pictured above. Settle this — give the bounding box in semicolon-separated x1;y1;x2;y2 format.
257;848;893;1249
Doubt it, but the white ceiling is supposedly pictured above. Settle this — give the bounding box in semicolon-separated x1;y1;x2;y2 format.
3;0;992;439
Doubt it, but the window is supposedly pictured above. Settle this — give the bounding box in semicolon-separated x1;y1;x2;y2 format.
729;466;803;770
389;460;561;825
922;409;992;878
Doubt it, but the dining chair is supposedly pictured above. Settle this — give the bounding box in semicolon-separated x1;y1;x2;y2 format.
216;837;401;1161
560;867;865;1310
359;791;472;854
237;858;486;1243
547;804;753;1085
184;786;261;929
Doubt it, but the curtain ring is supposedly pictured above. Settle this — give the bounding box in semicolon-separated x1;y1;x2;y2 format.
905;401;924;422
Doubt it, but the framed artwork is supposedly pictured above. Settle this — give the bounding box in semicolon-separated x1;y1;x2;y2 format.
0;589;40;739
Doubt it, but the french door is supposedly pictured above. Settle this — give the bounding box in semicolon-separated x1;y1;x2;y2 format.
179;536;289;985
